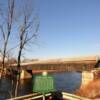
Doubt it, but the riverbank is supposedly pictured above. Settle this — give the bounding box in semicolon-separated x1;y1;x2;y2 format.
75;69;100;99
75;79;100;99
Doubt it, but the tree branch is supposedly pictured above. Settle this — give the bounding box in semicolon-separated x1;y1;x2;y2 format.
0;25;5;41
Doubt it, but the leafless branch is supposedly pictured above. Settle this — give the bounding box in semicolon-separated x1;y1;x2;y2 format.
0;25;5;41
6;43;19;54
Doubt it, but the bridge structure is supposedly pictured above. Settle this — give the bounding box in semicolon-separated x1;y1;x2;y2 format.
10;56;100;73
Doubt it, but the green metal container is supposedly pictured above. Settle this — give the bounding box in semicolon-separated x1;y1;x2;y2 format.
33;74;55;94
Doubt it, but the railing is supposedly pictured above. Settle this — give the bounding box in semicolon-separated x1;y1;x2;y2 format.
7;93;51;100
7;92;90;100
62;92;90;100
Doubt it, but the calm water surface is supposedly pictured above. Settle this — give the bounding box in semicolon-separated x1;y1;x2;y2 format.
0;72;81;99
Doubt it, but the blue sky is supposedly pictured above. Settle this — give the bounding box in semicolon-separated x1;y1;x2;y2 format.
0;0;100;59
29;0;100;59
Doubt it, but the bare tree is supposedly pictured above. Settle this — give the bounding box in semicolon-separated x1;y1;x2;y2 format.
14;0;39;97
16;0;39;75
0;0;15;78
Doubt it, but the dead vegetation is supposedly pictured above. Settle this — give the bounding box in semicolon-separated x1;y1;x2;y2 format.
75;79;100;99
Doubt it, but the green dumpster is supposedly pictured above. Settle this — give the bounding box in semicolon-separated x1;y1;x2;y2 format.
33;73;55;94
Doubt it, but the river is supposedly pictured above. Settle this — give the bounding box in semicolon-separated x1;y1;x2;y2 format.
0;72;81;99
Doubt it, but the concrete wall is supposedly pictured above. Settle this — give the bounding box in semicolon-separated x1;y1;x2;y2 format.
81;71;94;85
20;70;32;79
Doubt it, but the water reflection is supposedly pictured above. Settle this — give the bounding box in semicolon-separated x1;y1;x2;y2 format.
53;72;81;93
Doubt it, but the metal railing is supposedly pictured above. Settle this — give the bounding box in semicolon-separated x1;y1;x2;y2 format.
7;93;51;100
7;92;90;100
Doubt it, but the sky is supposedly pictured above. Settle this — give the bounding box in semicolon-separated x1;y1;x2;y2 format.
1;0;100;59
30;0;100;59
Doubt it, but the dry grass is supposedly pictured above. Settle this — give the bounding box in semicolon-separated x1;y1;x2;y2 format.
75;79;100;99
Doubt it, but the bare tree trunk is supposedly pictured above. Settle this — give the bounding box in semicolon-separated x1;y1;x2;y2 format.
15;48;22;97
15;78;19;97
17;49;22;69
0;38;9;78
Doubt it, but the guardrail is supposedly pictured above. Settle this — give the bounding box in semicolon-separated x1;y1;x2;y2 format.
7;92;90;100
7;93;51;100
62;92;90;100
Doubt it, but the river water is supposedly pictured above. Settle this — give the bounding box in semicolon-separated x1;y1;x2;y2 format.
0;72;81;99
